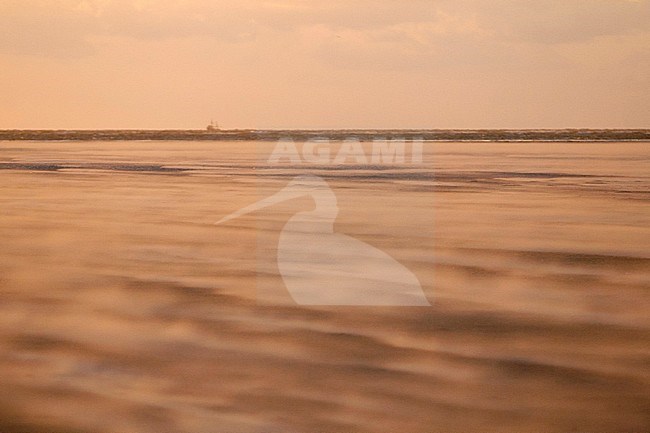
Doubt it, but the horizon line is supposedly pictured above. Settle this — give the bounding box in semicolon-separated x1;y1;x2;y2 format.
2;127;650;132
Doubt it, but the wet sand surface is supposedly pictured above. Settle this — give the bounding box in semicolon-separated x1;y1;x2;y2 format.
0;141;648;432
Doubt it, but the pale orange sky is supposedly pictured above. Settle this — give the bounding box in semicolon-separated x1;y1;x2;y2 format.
1;0;648;129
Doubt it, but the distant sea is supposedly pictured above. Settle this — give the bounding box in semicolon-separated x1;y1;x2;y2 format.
1;129;649;141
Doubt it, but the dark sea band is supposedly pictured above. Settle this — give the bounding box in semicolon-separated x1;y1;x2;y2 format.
1;129;649;142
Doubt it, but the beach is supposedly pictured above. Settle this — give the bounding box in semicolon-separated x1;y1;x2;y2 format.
0;140;648;432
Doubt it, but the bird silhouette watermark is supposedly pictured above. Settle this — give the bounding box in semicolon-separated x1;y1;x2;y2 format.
217;137;431;306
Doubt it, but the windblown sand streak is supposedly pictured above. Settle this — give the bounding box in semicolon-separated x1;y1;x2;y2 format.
0;141;648;432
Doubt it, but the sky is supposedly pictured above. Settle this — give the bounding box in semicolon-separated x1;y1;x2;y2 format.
0;0;648;129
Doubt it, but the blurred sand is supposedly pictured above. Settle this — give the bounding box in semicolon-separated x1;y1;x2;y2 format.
0;141;648;432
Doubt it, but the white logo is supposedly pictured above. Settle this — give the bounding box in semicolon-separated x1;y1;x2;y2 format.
267;138;423;165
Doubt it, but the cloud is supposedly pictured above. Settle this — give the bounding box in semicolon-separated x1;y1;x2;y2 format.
0;1;97;57
478;0;650;44
1;0;647;59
